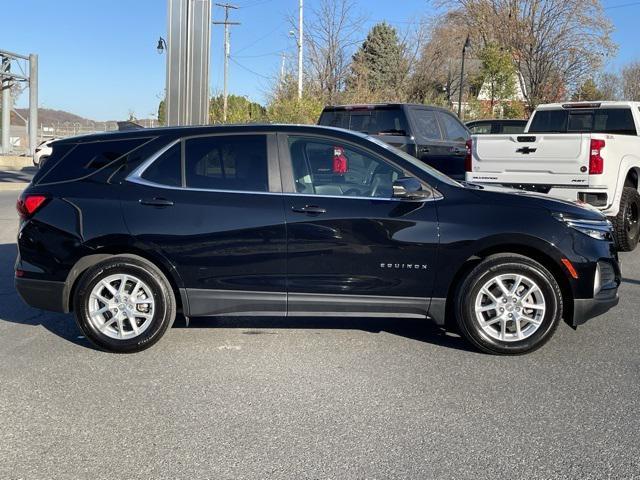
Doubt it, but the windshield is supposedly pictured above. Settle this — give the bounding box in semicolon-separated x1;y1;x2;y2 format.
365;135;462;187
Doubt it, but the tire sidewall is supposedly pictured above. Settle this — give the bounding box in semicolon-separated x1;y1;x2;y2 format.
457;258;562;355
619;187;640;249
74;259;174;353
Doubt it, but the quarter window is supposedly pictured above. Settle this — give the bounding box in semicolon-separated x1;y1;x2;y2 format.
288;136;403;198
141;143;182;187
437;112;469;142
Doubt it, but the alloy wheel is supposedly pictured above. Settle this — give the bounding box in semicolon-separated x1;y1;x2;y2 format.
87;274;155;340
474;273;546;342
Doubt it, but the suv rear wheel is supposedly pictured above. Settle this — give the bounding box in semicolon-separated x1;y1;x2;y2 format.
73;256;176;353
610;186;640;252
455;254;562;355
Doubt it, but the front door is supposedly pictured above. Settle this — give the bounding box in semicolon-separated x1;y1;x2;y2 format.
280;134;439;318
121;133;287;316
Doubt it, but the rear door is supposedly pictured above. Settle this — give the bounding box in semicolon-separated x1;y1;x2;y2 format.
279;133;439;318
432;110;470;180
121;132;287;317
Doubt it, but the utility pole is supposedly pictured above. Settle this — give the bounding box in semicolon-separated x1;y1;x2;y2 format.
280;52;287;84
457;34;471;119
297;0;303;99
213;3;240;122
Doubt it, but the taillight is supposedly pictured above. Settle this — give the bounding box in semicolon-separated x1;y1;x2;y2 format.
16;194;48;220
465;138;473;172
589;138;605;175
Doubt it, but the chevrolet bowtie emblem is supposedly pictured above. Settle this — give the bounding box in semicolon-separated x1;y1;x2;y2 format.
516;146;537;154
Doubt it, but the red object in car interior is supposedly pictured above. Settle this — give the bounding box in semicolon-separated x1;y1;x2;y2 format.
333;146;348;174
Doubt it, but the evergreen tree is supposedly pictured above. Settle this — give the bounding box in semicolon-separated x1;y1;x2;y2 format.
349;22;408;99
572;78;604;101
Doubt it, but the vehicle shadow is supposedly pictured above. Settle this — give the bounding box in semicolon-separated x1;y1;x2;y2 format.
0;242;471;353
178;315;473;352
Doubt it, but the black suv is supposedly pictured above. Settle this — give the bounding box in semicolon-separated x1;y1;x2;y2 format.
318;104;470;180
15;125;620;354
466;119;527;135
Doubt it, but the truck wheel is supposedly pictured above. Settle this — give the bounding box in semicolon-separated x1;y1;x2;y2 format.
611;187;640;252
454;254;562;355
73;256;176;353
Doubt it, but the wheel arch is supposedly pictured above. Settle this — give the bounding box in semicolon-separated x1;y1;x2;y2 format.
62;247;186;314
441;242;574;330
624;166;639;190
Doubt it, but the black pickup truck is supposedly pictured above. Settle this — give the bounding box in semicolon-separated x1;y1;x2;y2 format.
318;103;470;180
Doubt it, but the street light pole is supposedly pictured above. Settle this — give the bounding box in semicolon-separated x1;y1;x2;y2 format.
457;34;471;119
297;0;303;99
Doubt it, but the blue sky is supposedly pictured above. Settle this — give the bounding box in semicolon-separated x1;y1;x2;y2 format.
2;0;639;121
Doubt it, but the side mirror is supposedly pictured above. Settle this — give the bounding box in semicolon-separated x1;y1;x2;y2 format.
392;177;430;200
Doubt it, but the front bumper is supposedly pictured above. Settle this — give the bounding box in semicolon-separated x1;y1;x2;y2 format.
572;287;619;326
15;277;67;313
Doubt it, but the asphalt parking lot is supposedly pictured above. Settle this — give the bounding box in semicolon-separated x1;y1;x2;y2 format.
0;189;638;479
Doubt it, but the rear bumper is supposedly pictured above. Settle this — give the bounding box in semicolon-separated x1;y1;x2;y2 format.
15;277;67;313
572;288;619;326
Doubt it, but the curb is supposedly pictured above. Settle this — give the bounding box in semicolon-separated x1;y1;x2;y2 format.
0;182;29;191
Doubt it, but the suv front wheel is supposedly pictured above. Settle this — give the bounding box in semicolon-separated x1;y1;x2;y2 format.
455;254;563;355
73;256;176;353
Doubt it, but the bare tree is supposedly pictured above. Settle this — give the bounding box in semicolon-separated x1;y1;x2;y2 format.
622;61;640;101
298;0;366;104
407;12;479;106
439;0;616;109
597;72;623;101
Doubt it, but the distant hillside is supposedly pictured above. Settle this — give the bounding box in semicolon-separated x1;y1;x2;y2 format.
12;108;94;126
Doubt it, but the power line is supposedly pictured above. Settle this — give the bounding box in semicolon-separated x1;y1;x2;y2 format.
229;57;273;80
604;1;640;8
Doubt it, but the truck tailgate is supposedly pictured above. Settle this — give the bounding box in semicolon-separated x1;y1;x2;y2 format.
467;133;590;186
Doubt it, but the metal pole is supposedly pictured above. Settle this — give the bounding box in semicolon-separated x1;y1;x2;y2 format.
297;0;303;99
29;54;38;156
223;7;229;121
458;35;470;119
457;49;466;118
1;58;10;154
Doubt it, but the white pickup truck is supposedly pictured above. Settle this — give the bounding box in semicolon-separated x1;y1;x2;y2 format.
466;101;640;251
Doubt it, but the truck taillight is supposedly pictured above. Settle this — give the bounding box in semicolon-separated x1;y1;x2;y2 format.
465;139;473;172
16;194;48;220
589;139;605;175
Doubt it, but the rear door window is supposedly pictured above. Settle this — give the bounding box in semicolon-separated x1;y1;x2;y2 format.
37;137;150;184
410;109;442;139
436;112;469;142
184;135;269;192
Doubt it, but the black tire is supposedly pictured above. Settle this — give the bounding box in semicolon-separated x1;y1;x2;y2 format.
454;254;563;355
73;255;176;353
610;186;640;252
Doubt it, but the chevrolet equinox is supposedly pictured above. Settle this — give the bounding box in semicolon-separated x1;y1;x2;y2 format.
15;125;620;354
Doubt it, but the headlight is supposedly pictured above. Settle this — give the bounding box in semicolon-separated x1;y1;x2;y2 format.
553;213;612;241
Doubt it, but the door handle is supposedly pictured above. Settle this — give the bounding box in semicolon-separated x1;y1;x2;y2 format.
139;197;174;207
451;147;465;154
291;205;326;214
